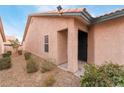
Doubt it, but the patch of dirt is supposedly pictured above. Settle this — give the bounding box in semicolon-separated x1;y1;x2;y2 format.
0;54;80;87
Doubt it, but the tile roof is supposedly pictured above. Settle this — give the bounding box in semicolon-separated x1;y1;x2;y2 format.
44;7;124;19
32;7;124;19
30;8;87;17
96;8;124;18
44;8;85;13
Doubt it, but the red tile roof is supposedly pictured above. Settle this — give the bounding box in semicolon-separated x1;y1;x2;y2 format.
96;8;124;18
44;7;124;19
45;8;85;13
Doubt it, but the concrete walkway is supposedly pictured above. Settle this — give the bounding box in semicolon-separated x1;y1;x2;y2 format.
58;61;85;77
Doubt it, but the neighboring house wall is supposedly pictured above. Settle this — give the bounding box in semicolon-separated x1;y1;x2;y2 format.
4;45;13;53
22;41;25;51
4;36;16;53
90;16;124;65
24;16;88;72
0;33;4;54
0;19;5;54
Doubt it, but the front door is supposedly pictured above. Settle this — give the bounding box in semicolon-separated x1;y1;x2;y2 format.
78;30;88;62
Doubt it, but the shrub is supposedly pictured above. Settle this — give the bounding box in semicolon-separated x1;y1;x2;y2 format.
0;57;11;70
80;63;124;87
43;75;56;87
24;52;31;60
18;50;22;55
26;58;38;73
41;60;56;73
2;52;11;58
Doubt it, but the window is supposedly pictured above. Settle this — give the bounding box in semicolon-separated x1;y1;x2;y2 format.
44;35;49;52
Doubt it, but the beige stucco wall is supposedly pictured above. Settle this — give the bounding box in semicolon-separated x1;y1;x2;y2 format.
57;29;68;64
24;16;88;72
0;33;4;54
88;25;95;64
24;16;72;64
4;46;14;53
24;14;124;72
89;16;124;65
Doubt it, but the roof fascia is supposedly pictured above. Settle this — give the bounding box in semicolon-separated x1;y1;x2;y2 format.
22;16;31;43
22;12;93;43
93;10;124;24
81;12;93;24
30;12;93;24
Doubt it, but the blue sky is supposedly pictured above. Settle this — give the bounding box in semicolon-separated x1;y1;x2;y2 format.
0;5;124;41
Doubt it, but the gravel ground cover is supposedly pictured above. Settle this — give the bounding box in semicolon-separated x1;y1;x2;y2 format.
0;54;80;87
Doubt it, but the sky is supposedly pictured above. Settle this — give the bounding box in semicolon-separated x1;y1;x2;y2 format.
0;5;124;42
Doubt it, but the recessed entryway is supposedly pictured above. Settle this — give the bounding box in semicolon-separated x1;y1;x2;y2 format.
58;29;88;77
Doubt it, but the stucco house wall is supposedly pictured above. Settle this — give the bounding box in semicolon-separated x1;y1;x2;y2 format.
87;25;95;64
90;16;124;65
57;29;68;64
23;8;124;72
4;36;16;53
24;16;88;72
0;19;6;54
0;33;4;54
25;16;67;64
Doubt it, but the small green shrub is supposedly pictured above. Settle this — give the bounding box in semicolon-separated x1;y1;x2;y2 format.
80;63;124;87
24;52;31;60
41;60;56;73
2;52;11;58
43;75;56;87
26;58;38;73
18;50;22;55
0;57;11;70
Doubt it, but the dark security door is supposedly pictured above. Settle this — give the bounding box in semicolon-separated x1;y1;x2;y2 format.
78;31;88;61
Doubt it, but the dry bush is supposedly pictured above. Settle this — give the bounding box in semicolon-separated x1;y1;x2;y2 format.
43;74;56;87
0;57;11;70
24;52;31;60
18;50;22;55
41;60;56;73
26;58;38;73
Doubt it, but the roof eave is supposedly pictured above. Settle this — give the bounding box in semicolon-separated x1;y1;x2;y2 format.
30;12;93;24
81;11;93;24
22;11;93;44
22;16;31;43
93;10;124;24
